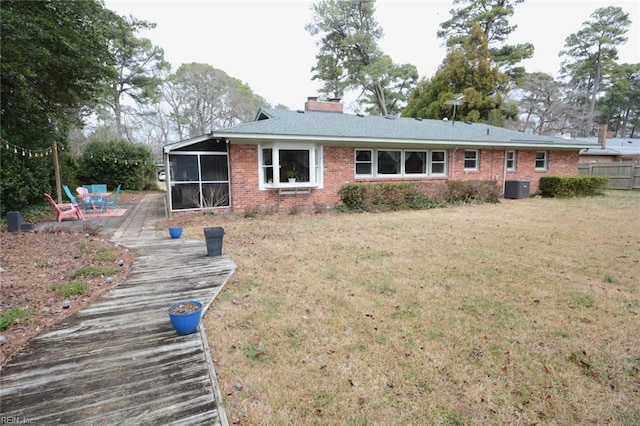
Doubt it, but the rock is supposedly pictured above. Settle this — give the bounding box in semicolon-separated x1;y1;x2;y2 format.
116;259;125;266
234;382;243;391
104;276;113;284
0;335;7;345
62;300;71;309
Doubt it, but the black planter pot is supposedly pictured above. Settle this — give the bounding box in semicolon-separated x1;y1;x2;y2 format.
204;226;224;256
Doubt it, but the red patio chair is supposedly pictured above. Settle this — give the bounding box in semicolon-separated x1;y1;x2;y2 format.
44;193;85;222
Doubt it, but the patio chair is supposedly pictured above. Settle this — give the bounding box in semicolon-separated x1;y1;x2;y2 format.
104;184;121;210
44;193;85;222
63;185;86;210
90;184;107;193
76;186;104;212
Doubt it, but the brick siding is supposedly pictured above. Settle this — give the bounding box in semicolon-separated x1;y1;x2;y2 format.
229;145;580;213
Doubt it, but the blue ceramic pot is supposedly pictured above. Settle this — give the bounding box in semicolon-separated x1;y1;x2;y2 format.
168;227;183;239
167;301;203;335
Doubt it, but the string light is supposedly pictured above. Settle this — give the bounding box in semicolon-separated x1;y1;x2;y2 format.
2;141;54;158
2;141;156;165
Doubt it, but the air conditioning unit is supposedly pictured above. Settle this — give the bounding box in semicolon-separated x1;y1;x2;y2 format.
504;180;530;199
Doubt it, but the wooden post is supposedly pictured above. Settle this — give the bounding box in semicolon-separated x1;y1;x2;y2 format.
53;141;62;203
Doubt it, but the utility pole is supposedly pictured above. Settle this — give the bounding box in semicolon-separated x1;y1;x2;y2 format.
52;141;62;203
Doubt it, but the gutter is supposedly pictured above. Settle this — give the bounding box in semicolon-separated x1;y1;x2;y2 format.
209;132;598;151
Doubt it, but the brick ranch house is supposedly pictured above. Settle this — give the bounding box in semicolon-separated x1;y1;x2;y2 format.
162;97;597;213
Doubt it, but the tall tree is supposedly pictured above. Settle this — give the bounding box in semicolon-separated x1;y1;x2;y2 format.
1;0;119;213
360;56;418;116
99;15;169;141
510;72;587;136
560;6;631;135
163;63;267;139
597;62;640;138
306;0;416;115
437;0;533;79
404;23;512;125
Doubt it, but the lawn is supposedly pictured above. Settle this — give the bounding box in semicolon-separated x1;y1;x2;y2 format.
175;191;640;425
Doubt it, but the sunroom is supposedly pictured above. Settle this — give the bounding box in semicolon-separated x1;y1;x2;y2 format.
163;135;231;212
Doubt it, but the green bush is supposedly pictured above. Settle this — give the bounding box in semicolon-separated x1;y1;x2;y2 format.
338;180;502;212
539;176;608;197
338;182;442;212
78;139;156;191
444;180;501;204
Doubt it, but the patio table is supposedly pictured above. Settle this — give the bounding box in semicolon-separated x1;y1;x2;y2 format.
90;192;112;212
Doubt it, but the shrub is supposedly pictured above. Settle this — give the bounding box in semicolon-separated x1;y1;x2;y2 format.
444;180;501;204
79;139;156;191
338;182;440;212
539;176;608;197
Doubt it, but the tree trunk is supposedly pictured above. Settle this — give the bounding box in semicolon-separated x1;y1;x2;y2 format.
373;81;388;116
588;48;602;135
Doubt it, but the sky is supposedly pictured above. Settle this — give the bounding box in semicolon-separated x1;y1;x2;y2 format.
104;0;640;111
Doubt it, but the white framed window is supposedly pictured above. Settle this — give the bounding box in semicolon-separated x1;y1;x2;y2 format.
506;150;516;171
354;149;447;177
430;151;446;176
535;151;548;170
355;149;373;176
378;150;402;175
259;143;322;188
405;151;427;175
464;150;479;171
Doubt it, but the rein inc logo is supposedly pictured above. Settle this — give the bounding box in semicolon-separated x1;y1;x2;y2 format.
1;417;33;424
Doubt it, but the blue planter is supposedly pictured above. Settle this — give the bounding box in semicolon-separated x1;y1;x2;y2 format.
168;227;183;239
167;301;203;335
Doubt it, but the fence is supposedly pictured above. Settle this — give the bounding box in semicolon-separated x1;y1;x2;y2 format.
578;162;640;190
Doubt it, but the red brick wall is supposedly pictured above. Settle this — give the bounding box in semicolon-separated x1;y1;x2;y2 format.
448;149;579;193
229;145;580;212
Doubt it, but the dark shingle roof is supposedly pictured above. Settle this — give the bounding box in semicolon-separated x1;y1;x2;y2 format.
166;108;598;151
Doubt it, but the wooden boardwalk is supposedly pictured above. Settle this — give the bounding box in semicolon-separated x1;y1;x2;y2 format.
1;230;236;424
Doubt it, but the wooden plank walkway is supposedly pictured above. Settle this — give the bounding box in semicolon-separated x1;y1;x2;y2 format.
0;195;236;425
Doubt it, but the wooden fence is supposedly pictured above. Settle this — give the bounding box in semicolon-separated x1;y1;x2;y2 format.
578;162;640;190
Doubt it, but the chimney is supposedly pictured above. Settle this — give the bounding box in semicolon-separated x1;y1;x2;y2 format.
304;96;343;113
598;124;607;149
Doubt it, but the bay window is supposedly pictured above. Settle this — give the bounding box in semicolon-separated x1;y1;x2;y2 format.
260;144;322;188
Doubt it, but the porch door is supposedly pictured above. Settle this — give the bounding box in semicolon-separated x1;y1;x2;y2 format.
169;151;230;211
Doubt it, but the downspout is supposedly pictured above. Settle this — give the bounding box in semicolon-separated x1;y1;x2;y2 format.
502;148;508;195
451;148;458;180
226;139;232;211
164;150;172;218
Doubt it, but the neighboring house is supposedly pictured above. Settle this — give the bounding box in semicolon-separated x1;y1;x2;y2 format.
162;97;597;213
578;125;640;163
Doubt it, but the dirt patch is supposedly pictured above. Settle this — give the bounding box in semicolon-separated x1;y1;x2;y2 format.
0;228;135;367
168;301;201;314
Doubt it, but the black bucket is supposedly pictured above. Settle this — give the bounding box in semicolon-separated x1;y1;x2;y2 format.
204;227;224;256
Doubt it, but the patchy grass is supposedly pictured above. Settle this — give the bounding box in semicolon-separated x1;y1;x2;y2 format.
69;265;120;279
0;307;37;332
49;282;88;297
95;246;117;262
173;191;640;425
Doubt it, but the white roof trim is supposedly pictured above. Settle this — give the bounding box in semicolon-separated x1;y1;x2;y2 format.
209;132;596;150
